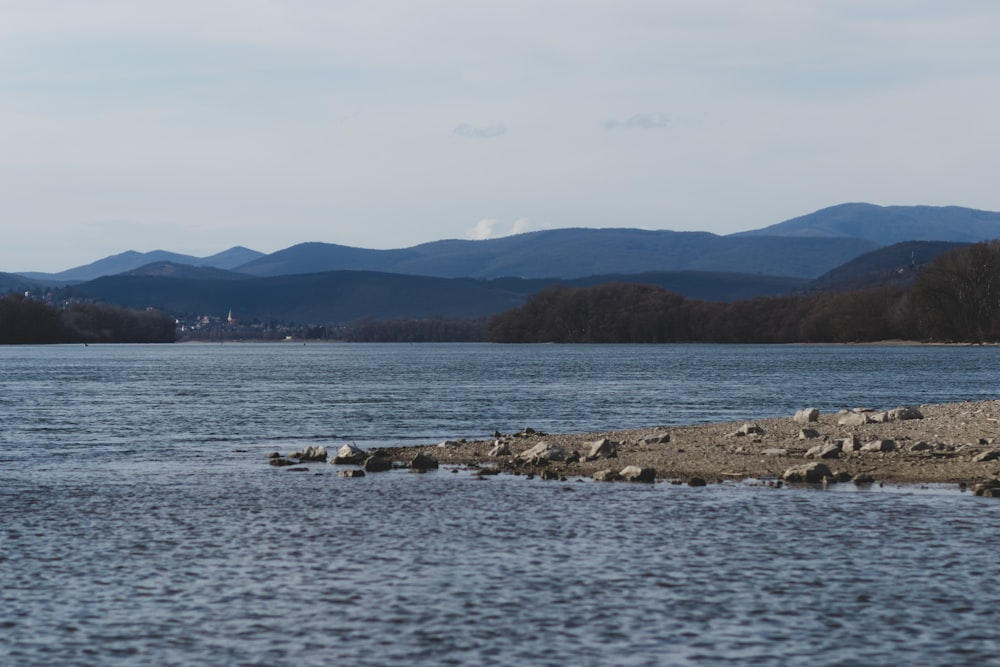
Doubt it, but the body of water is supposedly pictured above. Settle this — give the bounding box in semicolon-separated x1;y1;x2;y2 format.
2;343;999;665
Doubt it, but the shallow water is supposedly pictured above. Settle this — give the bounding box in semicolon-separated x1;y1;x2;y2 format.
4;466;999;666
2;343;1000;665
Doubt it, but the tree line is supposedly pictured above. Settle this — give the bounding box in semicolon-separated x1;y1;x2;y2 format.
485;241;1000;344
0;295;176;344
7;241;998;345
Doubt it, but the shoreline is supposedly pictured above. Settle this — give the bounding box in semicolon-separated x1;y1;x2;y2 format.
379;400;1000;489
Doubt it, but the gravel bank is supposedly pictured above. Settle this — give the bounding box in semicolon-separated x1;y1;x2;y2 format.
382;400;1000;487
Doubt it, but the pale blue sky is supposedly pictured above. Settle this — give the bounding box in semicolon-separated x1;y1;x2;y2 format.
3;1;1000;272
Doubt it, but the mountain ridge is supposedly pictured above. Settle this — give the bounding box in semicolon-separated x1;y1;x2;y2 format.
233;228;876;280
57;264;812;325
735;203;1000;244
12;202;1000;286
18;246;265;283
44;237;975;326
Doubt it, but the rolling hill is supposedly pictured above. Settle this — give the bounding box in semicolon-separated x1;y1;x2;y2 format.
233;229;877;280
15;203;1000;325
58;263;814;325
18;246;264;283
19;203;1000;285
0;272;41;293
60;270;541;324
735;203;1000;245
809;241;968;291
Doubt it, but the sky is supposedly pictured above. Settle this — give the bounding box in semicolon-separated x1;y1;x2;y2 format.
3;1;1000;272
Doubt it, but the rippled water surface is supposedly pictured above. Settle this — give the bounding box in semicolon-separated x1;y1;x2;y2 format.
3;343;1000;665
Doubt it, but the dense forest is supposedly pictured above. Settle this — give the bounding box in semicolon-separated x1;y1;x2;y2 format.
0;295;176;344
485;241;1000;344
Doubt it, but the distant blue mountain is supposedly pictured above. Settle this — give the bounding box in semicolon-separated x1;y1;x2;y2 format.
46;200;1000;324
15;203;1000;291
233;229;877;280
0;272;41;293
810;240;968;291
734;203;1000;245
17;246;265;283
59;264;812;325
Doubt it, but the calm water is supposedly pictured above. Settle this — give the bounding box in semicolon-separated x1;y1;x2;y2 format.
2;343;1000;666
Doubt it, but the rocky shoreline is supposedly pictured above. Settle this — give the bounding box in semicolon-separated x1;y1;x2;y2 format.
269;400;1000;496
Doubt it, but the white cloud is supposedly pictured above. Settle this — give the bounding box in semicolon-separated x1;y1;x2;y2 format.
468;218;535;241
604;113;670;130
469;219;496;240
454;123;507;139
511;218;532;234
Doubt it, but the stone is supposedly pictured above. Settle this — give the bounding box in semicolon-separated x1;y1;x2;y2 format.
687;477;708;487
868;412;891;424
584;438;618;461
838;412;870;427
838;435;862;452
593;469;621;482
362;454;393;472
799;428;821;440
853;473;876;485
516;441;567;462
793;408;820;423
337;469;366;478
565;451;581;463
763;448;788;456
619;466;656;483
973;480;1000;497
540;469;560;481
643;433;671;444
266;451;281;459
860;439;896;453
909;441;933;452
437;440;462;448
333;443;366;465
972;450;1000;463
806;442;842;459
290;445;327;462
729;422;764;438
488;440;512;457
781;462;832;483
409;453;439;470
269;457;296;467
889;406;924;421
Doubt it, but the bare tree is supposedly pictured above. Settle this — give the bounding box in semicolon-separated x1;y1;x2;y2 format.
914;241;1000;342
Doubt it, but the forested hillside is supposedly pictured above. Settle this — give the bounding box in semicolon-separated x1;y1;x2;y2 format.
486;242;1000;344
0;295;176;344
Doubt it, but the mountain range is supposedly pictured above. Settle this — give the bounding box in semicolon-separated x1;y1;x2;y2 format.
734;203;1000;244
11;203;1000;325
17;246;264;283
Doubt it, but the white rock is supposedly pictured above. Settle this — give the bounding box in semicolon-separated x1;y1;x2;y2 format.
488;440;512;457
516;441;567;462
793;408;820;423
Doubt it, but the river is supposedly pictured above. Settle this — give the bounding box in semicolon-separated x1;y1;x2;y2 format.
2;343;998;665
